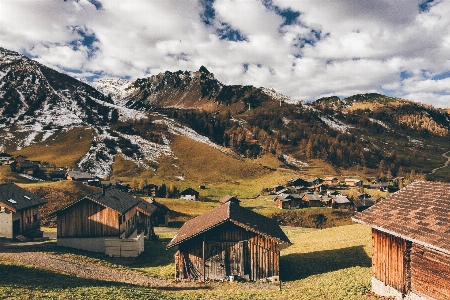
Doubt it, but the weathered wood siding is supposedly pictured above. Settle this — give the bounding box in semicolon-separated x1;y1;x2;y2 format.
118;207;138;238
371;229;407;293
410;243;450;299
174;222;280;281
57;199;119;238
21;206;41;233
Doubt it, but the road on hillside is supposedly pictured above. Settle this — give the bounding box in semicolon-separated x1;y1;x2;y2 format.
430;150;450;174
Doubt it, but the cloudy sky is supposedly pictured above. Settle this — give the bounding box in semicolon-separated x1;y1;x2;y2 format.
1;0;450;107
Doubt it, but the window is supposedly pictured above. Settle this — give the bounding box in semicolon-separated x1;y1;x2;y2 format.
33;214;38;223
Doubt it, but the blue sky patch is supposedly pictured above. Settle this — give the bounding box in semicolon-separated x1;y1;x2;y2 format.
431;71;450;80
199;0;215;26
217;24;247;41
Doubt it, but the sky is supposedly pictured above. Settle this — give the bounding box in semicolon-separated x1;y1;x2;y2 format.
1;0;450;107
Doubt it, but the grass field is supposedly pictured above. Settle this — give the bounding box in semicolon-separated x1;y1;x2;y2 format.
10;127;95;167
0;224;376;299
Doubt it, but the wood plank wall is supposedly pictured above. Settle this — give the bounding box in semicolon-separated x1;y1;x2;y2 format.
410;244;450;300
57;199;119;237
21;206;40;233
174;223;280;281
372;229;407;293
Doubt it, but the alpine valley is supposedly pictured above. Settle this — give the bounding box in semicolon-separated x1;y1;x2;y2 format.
2;46;450;191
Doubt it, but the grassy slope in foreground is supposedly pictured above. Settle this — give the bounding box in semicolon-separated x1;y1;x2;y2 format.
0;224;377;300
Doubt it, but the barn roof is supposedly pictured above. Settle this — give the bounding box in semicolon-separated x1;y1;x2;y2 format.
167;202;291;248
219;195;240;204
57;187;141;215
0;183;47;212
136;199;157;216
353;181;450;254
180;187;199;196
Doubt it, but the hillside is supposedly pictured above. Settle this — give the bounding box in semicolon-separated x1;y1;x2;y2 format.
2;47;450;185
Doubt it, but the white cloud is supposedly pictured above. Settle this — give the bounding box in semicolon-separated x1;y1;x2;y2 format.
1;0;450;107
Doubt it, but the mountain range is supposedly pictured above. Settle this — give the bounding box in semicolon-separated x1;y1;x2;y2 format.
1;47;450;184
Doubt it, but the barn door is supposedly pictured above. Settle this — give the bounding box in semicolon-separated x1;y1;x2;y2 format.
227;241;245;277
13;220;20;236
205;242;226;280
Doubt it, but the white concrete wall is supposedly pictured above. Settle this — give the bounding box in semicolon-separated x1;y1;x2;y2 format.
180;195;197;200
0;209;13;238
105;234;144;257
57;237;107;253
371;277;434;300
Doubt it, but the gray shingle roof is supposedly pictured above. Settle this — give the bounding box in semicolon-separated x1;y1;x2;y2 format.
137;199;157;216
58;187;141;215
167;202;291;248
353;181;450;253
0;183;46;212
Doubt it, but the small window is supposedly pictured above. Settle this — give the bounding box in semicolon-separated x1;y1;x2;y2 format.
33;214;38;223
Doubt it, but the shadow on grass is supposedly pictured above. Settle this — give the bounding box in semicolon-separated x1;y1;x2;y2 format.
280;245;371;281
0;263;211;293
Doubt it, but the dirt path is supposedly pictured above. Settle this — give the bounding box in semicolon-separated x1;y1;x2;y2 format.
430;150;450;174
0;241;189;289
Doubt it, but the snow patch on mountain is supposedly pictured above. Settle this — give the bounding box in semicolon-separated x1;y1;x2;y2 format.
91;79;136;105
320;116;353;133
369;118;390;130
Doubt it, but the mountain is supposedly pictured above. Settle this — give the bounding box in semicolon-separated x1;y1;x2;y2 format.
2;47;450;184
122;66;293;112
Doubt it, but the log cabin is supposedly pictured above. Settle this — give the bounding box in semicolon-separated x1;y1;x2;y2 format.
352;181;450;299
0;183;47;240
56;186;153;256
167;200;291;281
180;187;200;200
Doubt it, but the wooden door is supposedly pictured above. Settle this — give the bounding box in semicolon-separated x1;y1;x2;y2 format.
205;242;226;280
13;219;20;236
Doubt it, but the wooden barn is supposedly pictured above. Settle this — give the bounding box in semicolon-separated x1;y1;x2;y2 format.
56;186;154;256
0;183;47;240
180;187;200;200
353;181;450;299
167;200;291;281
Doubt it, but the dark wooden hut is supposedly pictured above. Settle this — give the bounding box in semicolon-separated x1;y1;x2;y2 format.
167;201;291;281
353;181;450;299
0;183;47;240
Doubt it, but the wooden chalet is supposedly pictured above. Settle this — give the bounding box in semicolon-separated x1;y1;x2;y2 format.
56;186;151;256
0;153;12;164
66;170;94;182
219;195;241;205
302;193;323;207
330;195;351;209
136;199;158;240
287;178;309;188
370;182;390;192
345;178;362;186
273;193;303;209
0;183;47;240
269;185;285;194
141;183;158;196
180;187;200;200
353;198;375;212
323;177;340;186
167;200;291;281
353;181;450;299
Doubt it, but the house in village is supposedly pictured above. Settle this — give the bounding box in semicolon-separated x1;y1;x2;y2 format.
0;153;12;164
141;183;158;196
0;183;47;240
323;177;340;186
302;193;323;207
167;199;291;281
219;195;241;205
345;178;362;186
269;185;285;194
56;186;156;257
370;182;390;192
66;170;94;182
353;181;450;300
353;198;375;212
180;187;199;200
330;195;352;209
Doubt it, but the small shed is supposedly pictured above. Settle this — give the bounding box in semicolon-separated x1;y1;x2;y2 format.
352;198;375;212
167;201;291;281
330;195;351;209
180;187;199;200
345;178;362;186
0;183;47;239
56;187;146;256
302;193;323;207
353;181;450;300
323;177;340;186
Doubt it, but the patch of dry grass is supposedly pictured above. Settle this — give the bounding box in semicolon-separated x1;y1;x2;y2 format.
10;127;95;167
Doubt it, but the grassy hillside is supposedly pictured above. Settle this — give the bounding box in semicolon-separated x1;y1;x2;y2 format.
0;224;376;299
10;127;95;167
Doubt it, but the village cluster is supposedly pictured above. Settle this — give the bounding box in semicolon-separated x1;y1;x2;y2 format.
1;151;449;299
